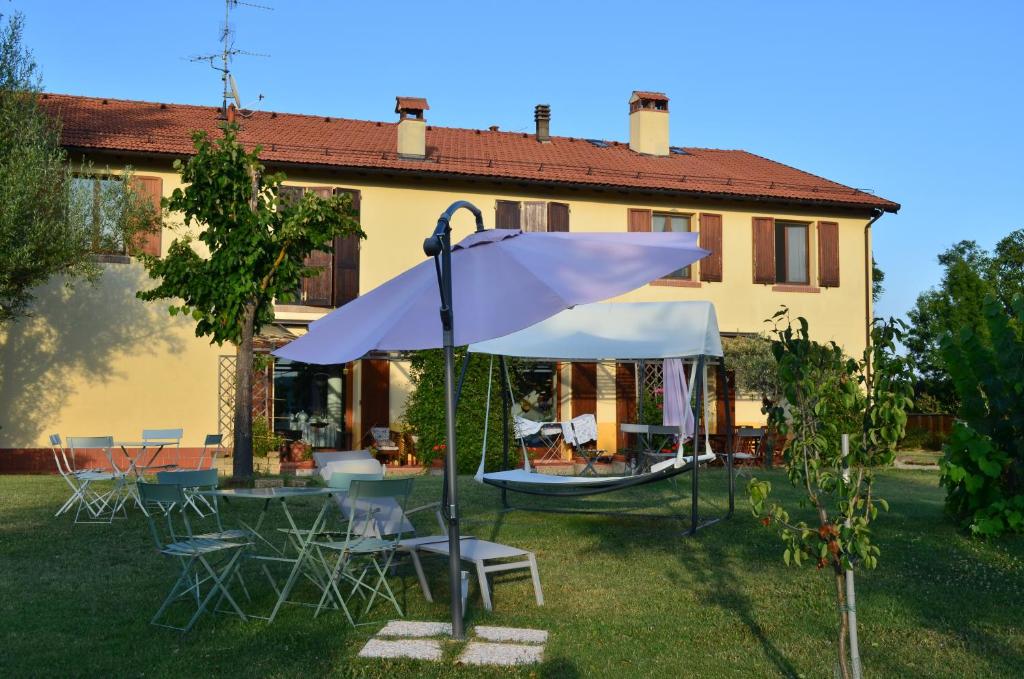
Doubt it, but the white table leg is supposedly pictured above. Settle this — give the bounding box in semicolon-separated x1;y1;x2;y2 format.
409;550;433;603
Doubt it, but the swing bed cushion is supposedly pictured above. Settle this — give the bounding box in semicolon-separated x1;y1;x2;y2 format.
479;453;715;496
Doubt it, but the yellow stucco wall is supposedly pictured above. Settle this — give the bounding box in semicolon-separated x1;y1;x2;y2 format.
0;156;876;453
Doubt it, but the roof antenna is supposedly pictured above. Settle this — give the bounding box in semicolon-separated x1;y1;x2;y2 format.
189;0;271;120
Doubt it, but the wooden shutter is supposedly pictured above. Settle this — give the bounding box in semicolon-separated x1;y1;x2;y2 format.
495;200;521;229
300;186;335;307
627;208;652;232
130;176;162;257
360;358;390;439
817;221;840;287
752;217;776;284
333;188;361;306
521;201;547;232
715;369;736;435
571;362;598;419
698;213;723;282
548;202;570;232
615;362;637;451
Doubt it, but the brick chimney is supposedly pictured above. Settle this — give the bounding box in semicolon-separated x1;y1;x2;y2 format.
534;104;551;143
628;91;669;156
395;96;429;159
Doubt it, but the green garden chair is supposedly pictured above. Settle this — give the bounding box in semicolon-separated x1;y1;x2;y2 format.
64;435;129;524
137;481;249;633
311;477;414;625
156;468;224;519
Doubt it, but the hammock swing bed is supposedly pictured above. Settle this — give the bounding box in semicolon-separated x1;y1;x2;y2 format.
463;301;737;534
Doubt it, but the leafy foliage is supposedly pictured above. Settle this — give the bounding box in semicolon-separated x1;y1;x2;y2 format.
402;349;512;473
872;257;885;304
747;308;913;678
723;334;779;410
939;295;1024;536
905;233;1024;413
0;12;152;322
136;124;362;479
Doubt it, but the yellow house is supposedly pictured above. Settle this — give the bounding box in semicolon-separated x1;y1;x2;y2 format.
0;90;898;467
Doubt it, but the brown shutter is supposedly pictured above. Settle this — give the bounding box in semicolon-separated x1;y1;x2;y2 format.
817;220;840;287
548;202;570;232
300;186;335;307
522;201;547;232
495;200;521;229
130;176;162;257
615;362;637;451
333;188;361;306
360;358;390;440
627;208;652;232
571;362;598;419
752;217;776;284
698;213;723;282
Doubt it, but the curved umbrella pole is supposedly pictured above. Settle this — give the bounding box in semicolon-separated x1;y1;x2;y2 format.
423;200;485;640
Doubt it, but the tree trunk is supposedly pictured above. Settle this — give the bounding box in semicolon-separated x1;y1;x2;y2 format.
232;302;258;481
834;569;852;679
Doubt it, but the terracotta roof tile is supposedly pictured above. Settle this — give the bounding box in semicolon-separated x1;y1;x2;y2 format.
631;91;669;102
40;93;898;212
395;96;429;112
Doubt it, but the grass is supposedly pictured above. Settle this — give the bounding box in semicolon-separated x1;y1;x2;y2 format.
1;468;1022;678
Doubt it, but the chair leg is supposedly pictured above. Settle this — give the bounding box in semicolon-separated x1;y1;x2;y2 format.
528;553;544;606
408;550;433;603
476;560;493;611
151;556;198;628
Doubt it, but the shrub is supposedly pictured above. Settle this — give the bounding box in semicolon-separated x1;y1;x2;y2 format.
939;295;1024;536
402;348;512;473
898;426;946;451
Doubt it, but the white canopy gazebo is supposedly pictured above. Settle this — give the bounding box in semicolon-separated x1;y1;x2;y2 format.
469;301;735;534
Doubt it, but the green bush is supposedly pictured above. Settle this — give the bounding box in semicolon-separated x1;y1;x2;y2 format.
252;415;283;460
939;295;1024;536
402;348;512;474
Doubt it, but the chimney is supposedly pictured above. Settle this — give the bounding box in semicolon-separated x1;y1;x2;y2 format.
395;96;429;159
534;104;551;143
628;91;669;156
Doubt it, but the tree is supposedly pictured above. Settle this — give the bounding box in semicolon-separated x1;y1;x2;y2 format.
871;258;885;304
939;294;1024;536
137;125;362;480
903;234;1024;413
748;309;913;679
723;334;779;411
0;12;150;322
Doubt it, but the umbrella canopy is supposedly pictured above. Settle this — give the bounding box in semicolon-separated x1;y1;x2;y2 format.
273;229;708;365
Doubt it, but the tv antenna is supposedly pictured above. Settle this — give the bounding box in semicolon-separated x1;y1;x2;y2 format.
189;0;271;118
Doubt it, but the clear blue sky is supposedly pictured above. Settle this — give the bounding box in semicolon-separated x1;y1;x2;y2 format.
14;0;1023;321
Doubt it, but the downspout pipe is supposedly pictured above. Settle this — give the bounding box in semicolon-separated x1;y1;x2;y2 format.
864;208;885;378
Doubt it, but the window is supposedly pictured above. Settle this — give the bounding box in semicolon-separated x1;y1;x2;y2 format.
774;221;809;284
513;361;557;423
495;200;570;232
71;176;126;254
653;212;691;279
272;359;345;448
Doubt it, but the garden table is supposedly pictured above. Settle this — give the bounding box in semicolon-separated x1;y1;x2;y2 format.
115;440;171;477
198;486;338;623
619;423;682;473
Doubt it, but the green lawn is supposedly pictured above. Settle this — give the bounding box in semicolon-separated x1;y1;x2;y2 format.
2;469;1022;678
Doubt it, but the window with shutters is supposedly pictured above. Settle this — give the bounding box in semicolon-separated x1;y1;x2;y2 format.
495;200;521;229
71;176;127;256
495;200;569;232
653;212;692;279
774;221;810;285
698;213;723;282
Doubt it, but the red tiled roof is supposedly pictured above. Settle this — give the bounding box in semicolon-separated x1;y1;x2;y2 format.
632;91;669;102
41;94;898;212
395;96;429;112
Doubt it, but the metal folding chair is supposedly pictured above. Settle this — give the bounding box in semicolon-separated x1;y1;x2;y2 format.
156;469;227;521
719;426;766;479
195;434;224;470
142;428;184;470
311;477;414;625
64;436;129;523
137;481;249;633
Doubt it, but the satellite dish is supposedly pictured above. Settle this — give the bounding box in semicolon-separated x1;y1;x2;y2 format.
229;74;242;108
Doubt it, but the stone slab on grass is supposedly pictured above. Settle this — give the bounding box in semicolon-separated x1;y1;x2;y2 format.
458;641;544;666
377;620;453;638
474;626;548;644
358;638;442;661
